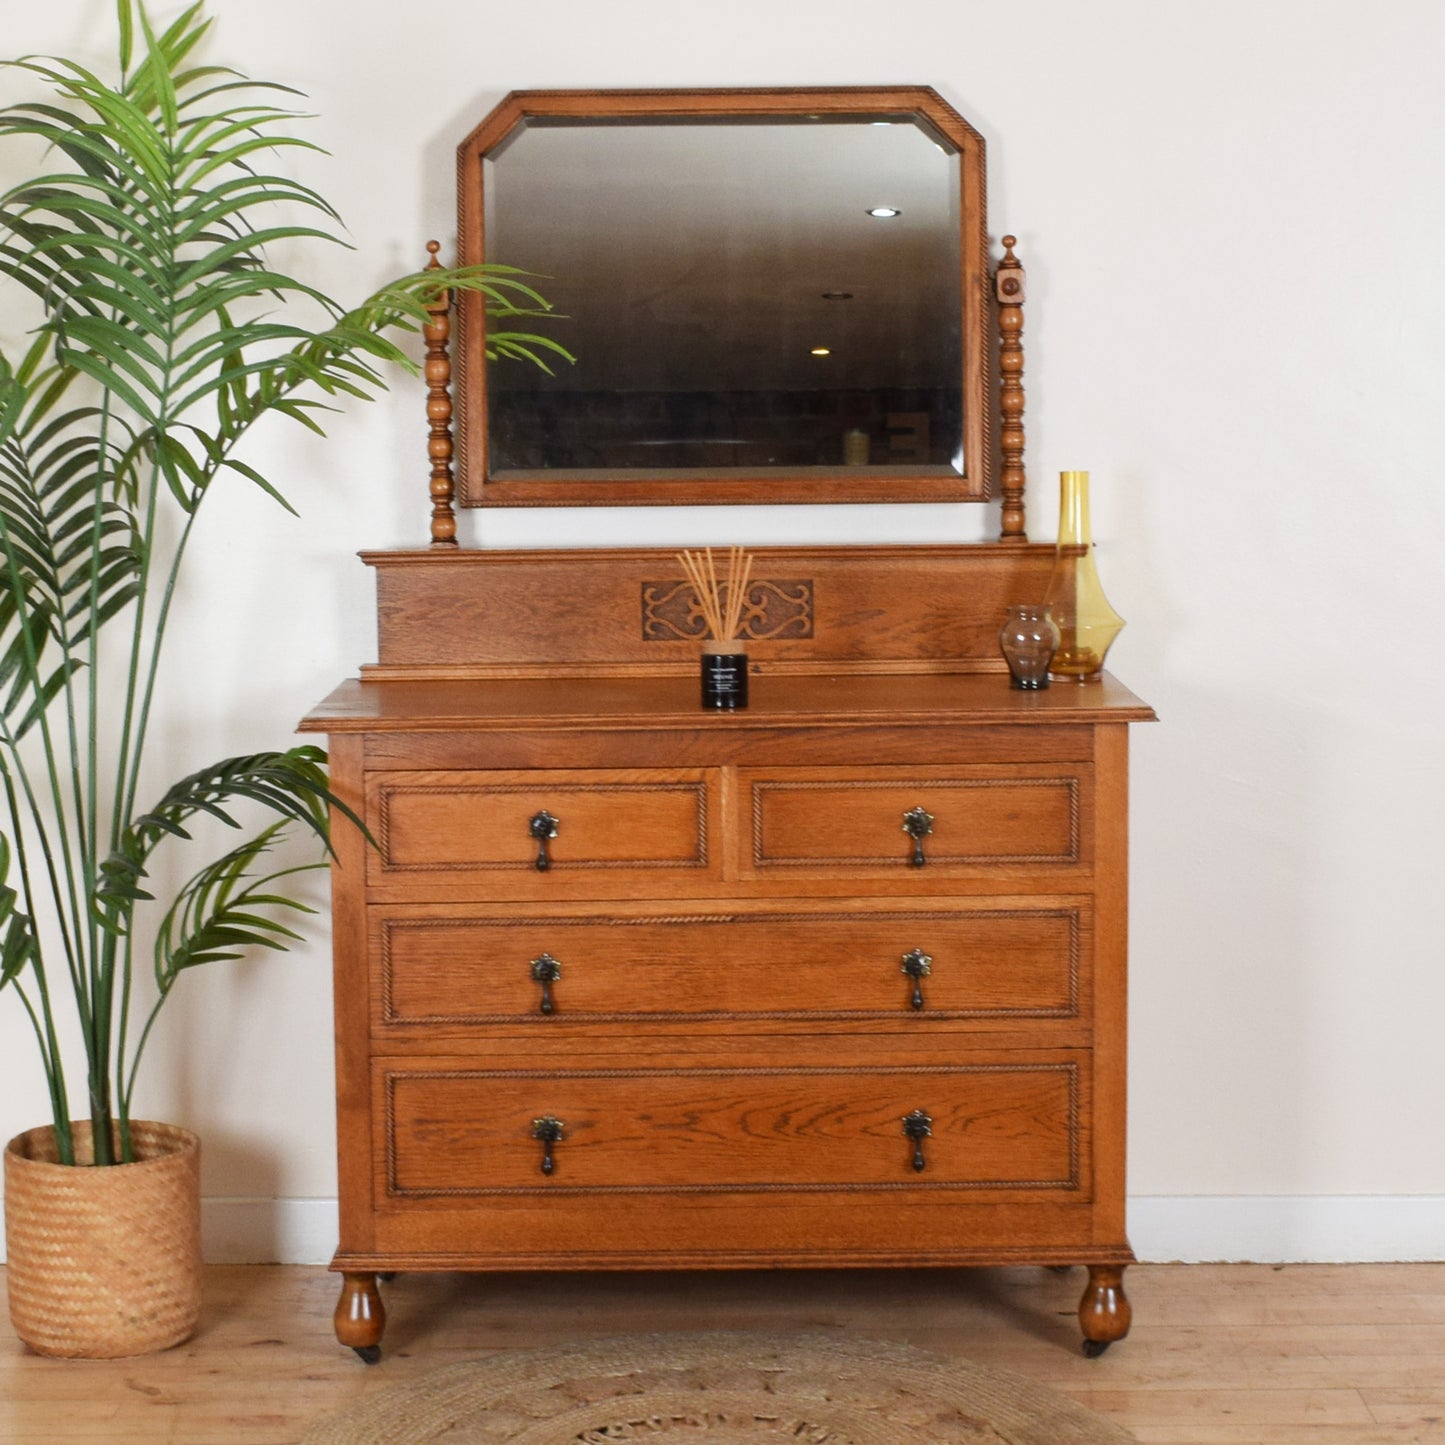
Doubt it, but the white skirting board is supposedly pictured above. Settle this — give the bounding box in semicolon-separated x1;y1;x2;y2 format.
181;1195;1445;1265
2;1195;1441;1266
1127;1195;1445;1265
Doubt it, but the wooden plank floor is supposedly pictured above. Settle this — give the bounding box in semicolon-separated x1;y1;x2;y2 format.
2;1263;1444;1443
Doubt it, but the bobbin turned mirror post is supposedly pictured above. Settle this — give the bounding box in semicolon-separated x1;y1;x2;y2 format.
305;85;1151;1367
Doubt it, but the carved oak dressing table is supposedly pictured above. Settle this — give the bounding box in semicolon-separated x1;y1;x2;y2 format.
301;86;1154;1361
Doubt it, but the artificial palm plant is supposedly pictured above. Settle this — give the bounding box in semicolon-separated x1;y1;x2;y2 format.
0;1;567;1169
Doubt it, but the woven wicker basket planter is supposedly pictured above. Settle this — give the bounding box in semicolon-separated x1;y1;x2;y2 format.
4;1120;202;1358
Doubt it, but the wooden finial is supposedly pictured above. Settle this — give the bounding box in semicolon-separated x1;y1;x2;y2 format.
423;240;458;547
995;234;1027;542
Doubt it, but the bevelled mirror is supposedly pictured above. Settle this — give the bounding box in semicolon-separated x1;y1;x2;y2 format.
454;88;990;508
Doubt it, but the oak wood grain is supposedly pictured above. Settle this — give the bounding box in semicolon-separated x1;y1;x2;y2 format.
369;898;1091;1035
742;764;1089;875
301;668;1156;734
380;1055;1084;1196
357;545;1067;678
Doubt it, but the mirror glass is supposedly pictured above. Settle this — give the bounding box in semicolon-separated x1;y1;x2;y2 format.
454;89;989;507
484;116;962;480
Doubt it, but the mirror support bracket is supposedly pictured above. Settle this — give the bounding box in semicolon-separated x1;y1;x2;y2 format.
996;234;1028;542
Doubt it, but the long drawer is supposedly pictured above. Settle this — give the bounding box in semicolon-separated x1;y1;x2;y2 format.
370;900;1090;1035
377;1053;1088;1200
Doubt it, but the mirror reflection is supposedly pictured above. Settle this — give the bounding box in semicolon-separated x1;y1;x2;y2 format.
483;116;963;479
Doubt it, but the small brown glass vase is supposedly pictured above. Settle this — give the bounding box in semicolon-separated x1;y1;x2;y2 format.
998;604;1060;689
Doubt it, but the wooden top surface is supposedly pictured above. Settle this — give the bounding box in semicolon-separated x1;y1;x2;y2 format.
299;671;1155;734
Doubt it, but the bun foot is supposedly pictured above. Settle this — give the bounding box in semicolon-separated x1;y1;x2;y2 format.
334;1271;386;1357
1079;1263;1131;1354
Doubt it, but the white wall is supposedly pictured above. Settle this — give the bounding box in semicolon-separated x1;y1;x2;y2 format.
2;0;1443;1264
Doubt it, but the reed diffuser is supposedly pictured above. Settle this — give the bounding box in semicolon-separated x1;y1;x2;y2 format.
678;546;753;709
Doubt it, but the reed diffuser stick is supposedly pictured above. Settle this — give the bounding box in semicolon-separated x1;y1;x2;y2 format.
724;546;752;641
678;550;723;639
678;546;753;644
705;547;723;634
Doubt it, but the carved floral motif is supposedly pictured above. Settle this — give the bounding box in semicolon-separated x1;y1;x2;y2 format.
642;580;814;642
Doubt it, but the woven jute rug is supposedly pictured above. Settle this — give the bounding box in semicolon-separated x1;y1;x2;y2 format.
303;1331;1134;1443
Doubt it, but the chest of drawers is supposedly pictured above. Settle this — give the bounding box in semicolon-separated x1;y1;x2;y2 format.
303;605;1152;1360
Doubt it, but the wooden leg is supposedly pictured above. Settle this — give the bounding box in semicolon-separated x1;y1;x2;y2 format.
334;1272;385;1363
1079;1264;1131;1356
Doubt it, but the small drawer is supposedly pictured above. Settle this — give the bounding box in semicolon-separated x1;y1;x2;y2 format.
740;765;1090;880
371;902;1089;1032
378;1054;1087;1198
366;768;721;898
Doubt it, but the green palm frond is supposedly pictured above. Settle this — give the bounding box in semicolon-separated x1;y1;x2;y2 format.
95;745;359;914
0;351;142;738
120;818;320;1112
0;832;40;990
154;822;318;992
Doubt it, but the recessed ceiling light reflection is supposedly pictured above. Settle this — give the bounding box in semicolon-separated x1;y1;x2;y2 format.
866;206;902;218
810;347;832;356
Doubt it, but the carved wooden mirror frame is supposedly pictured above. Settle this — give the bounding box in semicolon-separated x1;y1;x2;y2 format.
447;86;997;512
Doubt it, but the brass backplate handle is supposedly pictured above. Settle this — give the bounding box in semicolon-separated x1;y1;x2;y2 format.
528;809;560;871
900;948;933;1010
530;952;562;1014
901;805;934;868
531;1115;565;1175
902;1108;933;1172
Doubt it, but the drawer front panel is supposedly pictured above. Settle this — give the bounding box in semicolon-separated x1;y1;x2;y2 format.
742;765;1090;878
367;768;719;893
379;1058;1086;1198
373;904;1089;1030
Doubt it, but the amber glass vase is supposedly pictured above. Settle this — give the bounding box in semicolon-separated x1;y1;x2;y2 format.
1043;470;1124;681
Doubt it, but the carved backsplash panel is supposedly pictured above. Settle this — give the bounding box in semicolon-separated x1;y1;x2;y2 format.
364;545;1055;677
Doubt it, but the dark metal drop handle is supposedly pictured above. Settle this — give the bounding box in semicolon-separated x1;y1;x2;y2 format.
902;1108;933;1173
901;806;934;868
900;948;933;1011
528;810;559;872
532;1115;564;1175
530;953;562;1015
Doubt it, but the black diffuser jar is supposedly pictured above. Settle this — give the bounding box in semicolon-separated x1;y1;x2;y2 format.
701;645;749;709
